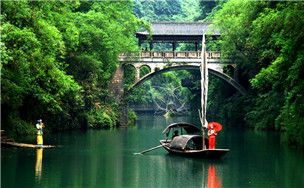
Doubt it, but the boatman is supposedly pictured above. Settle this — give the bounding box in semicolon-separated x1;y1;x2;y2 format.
208;123;217;149
172;130;179;139
36;119;45;146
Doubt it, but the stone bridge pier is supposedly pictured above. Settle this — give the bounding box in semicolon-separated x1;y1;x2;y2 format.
108;64;129;127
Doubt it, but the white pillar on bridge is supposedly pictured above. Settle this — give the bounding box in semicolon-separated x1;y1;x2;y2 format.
135;66;140;83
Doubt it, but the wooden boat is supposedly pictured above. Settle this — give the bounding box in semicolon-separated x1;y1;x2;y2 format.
160;123;229;159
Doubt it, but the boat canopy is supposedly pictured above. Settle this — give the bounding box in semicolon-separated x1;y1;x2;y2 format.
162;122;201;134
170;135;203;150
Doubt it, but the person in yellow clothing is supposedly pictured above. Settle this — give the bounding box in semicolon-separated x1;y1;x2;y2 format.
36;119;45;146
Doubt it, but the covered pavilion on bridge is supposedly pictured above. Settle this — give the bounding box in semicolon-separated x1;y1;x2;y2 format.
136;21;220;52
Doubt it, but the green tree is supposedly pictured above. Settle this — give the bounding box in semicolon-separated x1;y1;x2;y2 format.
214;1;304;147
1;1;82;135
133;0;200;22
1;1;150;135
196;0;219;21
65;1;149;128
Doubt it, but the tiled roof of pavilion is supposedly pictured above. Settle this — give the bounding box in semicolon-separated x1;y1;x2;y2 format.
137;21;220;36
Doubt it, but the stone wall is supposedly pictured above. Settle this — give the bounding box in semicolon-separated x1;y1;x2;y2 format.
108;64;124;102
108;64;129;126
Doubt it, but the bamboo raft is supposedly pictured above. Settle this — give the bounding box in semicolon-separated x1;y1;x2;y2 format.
1;141;56;148
1;130;56;148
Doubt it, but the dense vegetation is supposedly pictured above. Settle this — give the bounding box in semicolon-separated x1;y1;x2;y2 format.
205;1;304;147
133;0;200;22
131;0;304;147
1;1;148;136
2;0;303;148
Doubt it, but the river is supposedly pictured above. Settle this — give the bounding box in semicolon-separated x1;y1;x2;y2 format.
2;115;304;188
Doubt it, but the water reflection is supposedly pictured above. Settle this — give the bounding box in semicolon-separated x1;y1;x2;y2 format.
35;148;43;183
208;164;222;188
161;154;224;188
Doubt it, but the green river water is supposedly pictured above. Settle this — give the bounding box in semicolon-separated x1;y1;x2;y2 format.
2;115;304;188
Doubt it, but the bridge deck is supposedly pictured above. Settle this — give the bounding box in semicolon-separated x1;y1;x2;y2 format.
120;51;221;59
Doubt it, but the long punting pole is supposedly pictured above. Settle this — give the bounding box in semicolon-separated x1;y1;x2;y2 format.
201;32;208;150
138;145;163;154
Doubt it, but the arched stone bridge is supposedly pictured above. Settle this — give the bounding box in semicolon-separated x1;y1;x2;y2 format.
120;51;246;95
109;51;246;126
108;22;247;126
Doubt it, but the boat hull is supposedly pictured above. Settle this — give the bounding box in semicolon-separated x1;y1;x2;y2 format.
160;140;229;159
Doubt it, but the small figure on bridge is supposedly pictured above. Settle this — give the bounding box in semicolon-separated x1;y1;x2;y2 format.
36;119;45;146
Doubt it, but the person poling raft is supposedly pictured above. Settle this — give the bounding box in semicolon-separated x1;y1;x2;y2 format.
36;119;45;146
2;119;55;148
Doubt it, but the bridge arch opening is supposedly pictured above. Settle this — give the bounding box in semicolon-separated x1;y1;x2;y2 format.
223;65;235;78
139;65;151;78
127;65;246;95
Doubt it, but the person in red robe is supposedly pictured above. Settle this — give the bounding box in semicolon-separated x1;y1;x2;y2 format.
208;124;217;149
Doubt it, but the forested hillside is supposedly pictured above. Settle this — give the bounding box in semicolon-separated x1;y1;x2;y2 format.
1;1;148;136
133;0;200;22
209;1;304;147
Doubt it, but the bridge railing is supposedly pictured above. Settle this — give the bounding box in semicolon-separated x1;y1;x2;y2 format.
119;51;221;59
